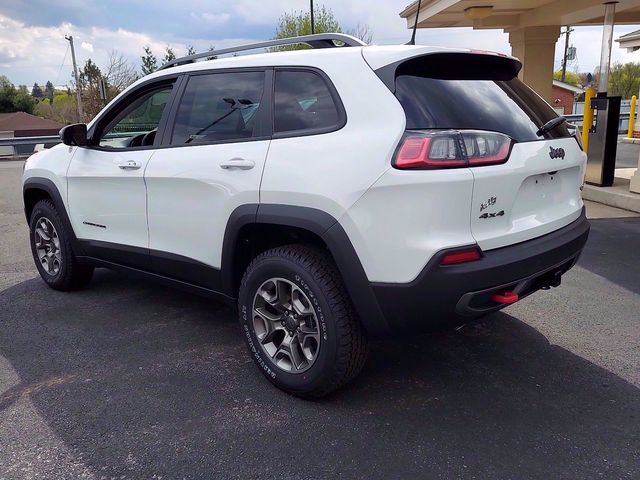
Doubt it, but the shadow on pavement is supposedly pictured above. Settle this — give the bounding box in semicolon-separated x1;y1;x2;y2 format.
0;271;638;479
578;217;640;294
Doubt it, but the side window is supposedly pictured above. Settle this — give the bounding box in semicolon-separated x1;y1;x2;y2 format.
171;71;265;145
274;70;341;134
99;87;172;148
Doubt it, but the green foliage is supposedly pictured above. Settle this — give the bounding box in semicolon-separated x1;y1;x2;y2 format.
271;5;342;51
31;82;44;99
553;70;582;87
79;59;105;118
141;46;157;75
162;46;176;65
0;76;36;114
186;45;196;56
608;62;640;99
35;92;79;124
45;81;55;100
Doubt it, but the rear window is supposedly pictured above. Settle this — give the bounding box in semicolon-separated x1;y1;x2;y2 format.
392;54;571;142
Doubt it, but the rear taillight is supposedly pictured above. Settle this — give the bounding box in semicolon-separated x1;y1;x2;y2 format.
394;130;513;170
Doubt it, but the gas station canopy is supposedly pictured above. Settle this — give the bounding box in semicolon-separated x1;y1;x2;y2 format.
400;1;640;30
400;1;640;103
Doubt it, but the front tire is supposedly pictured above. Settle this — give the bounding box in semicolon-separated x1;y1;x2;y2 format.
29;200;93;291
238;245;368;398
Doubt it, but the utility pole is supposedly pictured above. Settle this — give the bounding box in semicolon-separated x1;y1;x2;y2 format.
310;0;315;34
561;26;574;83
65;35;84;121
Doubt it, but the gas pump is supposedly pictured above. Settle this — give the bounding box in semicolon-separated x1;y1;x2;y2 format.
585;93;621;187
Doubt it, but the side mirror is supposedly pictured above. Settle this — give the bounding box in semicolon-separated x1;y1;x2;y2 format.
60;123;87;147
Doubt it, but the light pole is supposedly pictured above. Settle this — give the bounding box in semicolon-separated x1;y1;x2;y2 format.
65;35;84;121
310;0;315;35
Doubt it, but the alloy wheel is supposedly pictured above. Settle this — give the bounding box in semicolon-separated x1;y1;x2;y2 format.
34;217;62;276
252;277;321;373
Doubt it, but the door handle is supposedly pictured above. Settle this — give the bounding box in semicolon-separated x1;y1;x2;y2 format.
219;158;255;170
116;160;142;170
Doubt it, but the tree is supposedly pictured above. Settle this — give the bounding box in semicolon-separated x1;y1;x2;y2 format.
78;59;105;118
45;81;55;101
347;23;374;44
104;50;138;97
0;76;36;114
141;45;157;75
31;83;44;99
271;5;342;51
14;92;37;113
553;70;581;87
186;45;196;56
608;62;640;99
271;6;373;51
162;46;176;65
35;91;79;124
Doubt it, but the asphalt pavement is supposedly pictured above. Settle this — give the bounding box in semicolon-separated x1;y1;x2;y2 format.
0;161;639;479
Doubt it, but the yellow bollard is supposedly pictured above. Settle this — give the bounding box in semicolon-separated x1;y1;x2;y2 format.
628;95;637;138
582;87;596;153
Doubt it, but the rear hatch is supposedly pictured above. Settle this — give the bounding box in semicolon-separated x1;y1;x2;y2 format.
371;49;585;251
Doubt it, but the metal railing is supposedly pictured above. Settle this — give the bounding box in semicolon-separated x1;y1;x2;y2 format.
0;135;60;147
566;112;632;133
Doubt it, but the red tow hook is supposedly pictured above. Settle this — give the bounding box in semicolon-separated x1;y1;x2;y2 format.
491;291;519;305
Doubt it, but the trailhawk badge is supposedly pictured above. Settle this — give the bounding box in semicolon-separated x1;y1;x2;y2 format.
549;146;565;160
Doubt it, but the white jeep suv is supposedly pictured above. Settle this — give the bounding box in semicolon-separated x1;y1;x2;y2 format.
22;34;590;397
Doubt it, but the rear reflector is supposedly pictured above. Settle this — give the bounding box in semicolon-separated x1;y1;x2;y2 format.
491;291;519;304
394;130;513;170
440;248;482;265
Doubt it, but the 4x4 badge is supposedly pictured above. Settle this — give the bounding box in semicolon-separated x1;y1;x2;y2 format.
549;146;565;160
479;210;505;219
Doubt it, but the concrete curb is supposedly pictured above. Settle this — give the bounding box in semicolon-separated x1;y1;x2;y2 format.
620;137;640;144
583;178;640;214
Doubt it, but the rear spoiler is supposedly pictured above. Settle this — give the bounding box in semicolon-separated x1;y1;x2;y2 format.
374;52;523;93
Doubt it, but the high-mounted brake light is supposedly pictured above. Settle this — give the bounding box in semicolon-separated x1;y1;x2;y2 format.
440;248;482;265
393;130;513;170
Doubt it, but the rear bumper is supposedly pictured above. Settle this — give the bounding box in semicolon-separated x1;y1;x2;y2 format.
371;209;590;333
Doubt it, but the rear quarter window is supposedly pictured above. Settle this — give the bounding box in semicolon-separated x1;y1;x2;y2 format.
273;70;343;135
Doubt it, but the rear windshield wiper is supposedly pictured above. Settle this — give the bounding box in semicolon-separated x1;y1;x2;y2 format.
536;116;567;137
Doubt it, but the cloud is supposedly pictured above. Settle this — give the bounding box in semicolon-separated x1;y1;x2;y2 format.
191;12;231;26
0;13;255;86
1;1;640;88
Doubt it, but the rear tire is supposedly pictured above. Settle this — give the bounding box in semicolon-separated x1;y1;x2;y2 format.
238;245;368;398
29;199;93;291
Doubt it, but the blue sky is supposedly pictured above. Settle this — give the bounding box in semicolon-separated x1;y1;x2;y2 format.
1;0;639;87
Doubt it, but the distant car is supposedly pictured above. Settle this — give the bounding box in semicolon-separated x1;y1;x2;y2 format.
22;34;589;397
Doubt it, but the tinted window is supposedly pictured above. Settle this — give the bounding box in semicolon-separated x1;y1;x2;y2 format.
99;87;172;148
171;72;265;145
394;60;571;142
274;70;340;134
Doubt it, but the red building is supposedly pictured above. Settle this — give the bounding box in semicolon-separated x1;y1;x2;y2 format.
549;80;585;115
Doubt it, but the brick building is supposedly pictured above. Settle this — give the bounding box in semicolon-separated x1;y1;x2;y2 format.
549;80;584;115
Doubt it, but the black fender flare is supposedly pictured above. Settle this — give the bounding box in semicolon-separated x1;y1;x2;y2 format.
221;203;391;336
23;177;85;255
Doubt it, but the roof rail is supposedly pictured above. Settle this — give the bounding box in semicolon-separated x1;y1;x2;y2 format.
159;33;367;70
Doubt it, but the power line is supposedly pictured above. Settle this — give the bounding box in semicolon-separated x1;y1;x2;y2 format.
53;43;70;87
